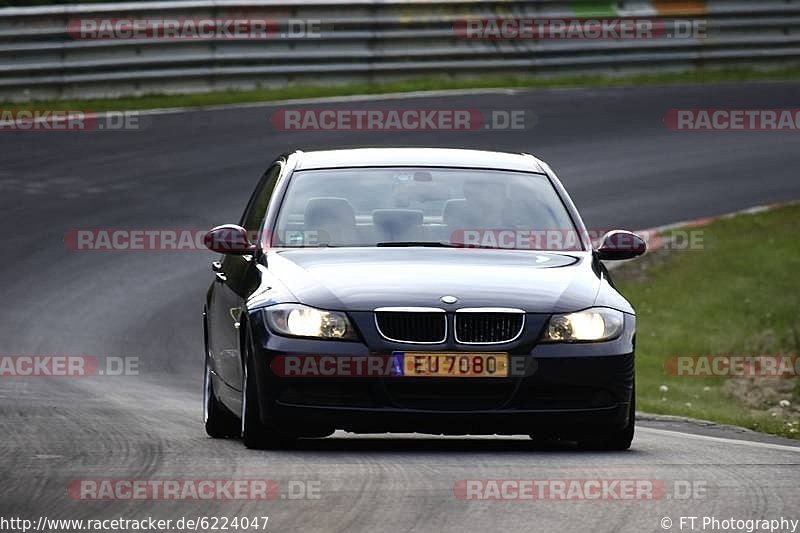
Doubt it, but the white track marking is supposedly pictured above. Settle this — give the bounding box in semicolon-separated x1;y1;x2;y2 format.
638;427;800;453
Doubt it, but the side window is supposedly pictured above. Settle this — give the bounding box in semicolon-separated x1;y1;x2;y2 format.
240;163;282;233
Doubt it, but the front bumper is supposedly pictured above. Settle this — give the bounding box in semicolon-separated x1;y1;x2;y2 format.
248;312;635;435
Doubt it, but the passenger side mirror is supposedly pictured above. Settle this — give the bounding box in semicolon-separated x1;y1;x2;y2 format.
596;230;647;261
204;224;256;254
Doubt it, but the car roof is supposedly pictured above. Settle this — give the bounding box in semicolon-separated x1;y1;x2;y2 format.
292;148;545;173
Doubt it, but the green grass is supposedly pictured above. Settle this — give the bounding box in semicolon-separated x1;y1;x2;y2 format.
613;204;800;439
3;65;800;112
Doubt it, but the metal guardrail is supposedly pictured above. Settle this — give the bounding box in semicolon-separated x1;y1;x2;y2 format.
0;0;799;101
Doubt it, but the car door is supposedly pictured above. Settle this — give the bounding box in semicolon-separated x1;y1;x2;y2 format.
208;162;283;408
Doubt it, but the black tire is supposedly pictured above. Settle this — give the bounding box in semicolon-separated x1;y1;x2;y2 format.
241;328;296;450
204;354;240;438
577;384;635;451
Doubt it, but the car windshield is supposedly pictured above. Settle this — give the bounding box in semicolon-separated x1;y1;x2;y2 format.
273;166;582;250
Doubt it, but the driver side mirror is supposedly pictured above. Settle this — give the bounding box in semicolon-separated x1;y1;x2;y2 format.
595;230;647;261
204;224;256;254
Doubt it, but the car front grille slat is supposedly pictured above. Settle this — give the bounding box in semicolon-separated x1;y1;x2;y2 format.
455;311;524;344
375;308;523;345
375;310;446;344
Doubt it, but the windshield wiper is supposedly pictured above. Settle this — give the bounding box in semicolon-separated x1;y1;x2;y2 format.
376;241;459;248
375;241;523;249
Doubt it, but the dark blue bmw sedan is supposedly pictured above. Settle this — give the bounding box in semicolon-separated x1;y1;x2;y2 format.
203;148;646;450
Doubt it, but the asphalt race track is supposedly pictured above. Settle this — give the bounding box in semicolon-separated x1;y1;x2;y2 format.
1;82;799;532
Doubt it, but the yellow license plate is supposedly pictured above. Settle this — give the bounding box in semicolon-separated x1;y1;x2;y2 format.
402;353;508;378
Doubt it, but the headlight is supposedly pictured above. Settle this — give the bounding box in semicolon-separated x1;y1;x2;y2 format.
541;307;624;343
264;304;357;340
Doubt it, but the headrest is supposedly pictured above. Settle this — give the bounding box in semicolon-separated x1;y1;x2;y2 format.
442;198;469;227
304;197;356;228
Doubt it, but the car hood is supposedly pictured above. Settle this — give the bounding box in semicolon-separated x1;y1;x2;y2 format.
265;248;609;313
